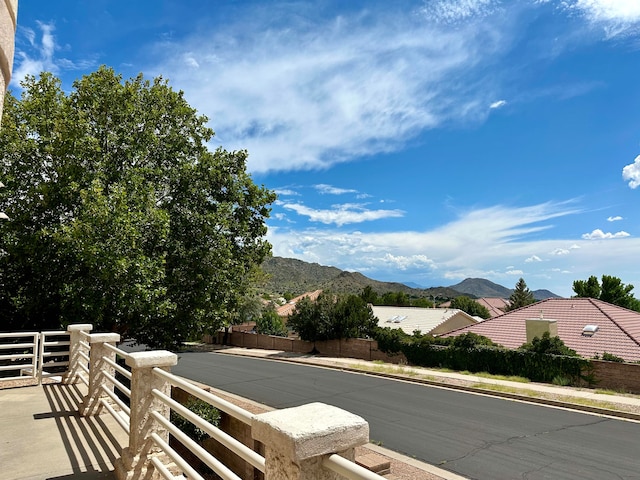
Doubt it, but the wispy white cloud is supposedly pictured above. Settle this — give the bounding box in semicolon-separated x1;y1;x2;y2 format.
315;184;358;195
506;269;524;275
622;155;640;189
582;229;630;239
12;23;57;84
148;3;513;173
607;215;623;222
274;188;300;197
489;99;507;109
525;255;542;262
268;200;640;296
281;202;404;227
422;0;500;24
573;0;640;23
568;0;640;38
270;200;582;283
11;22;97;88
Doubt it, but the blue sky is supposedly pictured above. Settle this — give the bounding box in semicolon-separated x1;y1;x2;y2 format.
10;0;640;297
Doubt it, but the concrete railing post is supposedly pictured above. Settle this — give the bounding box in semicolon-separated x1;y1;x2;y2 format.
115;350;177;480
252;402;370;480
63;324;93;385
79;332;121;416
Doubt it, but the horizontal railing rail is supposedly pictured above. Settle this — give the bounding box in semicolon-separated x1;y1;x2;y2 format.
38;331;72;384
99;342;132;434
324;454;387;480
2;326;387;480
153;367;254;425
151;367;265;479
0;332;39;381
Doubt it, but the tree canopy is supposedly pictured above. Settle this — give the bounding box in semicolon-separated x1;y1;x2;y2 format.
255;307;288;337
0;67;276;348
520;331;578;357
573;275;640;312
505;278;536;311
287;292;378;342
449;296;491;319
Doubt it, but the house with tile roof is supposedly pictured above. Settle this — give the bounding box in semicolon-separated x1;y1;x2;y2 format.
372;305;479;336
276;289;323;318
475;297;510;318
441;297;640;362
439;297;510;318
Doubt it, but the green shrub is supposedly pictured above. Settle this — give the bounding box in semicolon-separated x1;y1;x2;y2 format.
373;329;591;384
171;397;221;443
552;375;573;386
601;352;625;363
520;332;578;356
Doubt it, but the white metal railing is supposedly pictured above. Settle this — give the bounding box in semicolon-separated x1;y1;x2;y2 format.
38;331;72;384
1;326;388;480
0;332;39;381
151;367;265;480
324;454;387;480
99;342;132;434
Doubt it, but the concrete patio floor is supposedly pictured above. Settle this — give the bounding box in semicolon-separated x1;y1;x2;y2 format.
0;382;128;480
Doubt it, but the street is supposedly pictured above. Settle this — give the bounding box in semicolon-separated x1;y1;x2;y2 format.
172;352;640;480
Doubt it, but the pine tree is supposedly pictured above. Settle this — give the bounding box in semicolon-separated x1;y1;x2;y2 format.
506;278;536;311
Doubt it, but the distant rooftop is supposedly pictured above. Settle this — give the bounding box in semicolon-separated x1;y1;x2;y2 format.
442;298;640;362
371;305;478;336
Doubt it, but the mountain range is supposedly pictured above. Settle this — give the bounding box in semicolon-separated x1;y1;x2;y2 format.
259;257;560;301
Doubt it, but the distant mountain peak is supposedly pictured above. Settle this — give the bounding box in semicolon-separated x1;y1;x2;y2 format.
259;257;560;300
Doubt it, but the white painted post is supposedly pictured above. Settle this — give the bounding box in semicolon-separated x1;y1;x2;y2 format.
252;402;370;480
79;332;121;416
63;324;93;385
115;350;177;480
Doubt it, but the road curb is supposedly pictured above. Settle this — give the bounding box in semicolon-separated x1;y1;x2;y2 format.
214;349;640;422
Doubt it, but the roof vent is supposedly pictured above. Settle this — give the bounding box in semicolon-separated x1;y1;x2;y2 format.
582;325;599;337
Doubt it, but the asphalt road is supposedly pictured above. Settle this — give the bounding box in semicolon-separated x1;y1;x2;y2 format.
172;351;640;480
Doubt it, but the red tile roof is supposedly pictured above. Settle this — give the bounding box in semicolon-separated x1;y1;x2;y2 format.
441;298;640;362
276;290;323;317
476;297;510;318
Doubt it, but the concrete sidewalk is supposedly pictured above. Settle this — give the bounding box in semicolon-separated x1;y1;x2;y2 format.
0;382;127;480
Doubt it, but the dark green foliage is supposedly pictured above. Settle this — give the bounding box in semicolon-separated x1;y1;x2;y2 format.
256;307;288;337
410;297;434;308
287;293;378;342
449;296;491;319
573;275;640;312
505;278;536;311
600;352;625;363
171;397;221;443
360;286;378;304
373;327;411;354
572;276;601;299
450;332;497;349
380;291;410;306
520;332;578;356
0;68;275;347
373;329;591;384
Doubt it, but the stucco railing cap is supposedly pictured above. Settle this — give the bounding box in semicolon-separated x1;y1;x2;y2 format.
252;402;369;462
88;332;121;343
67;324;93;332
126;350;177;368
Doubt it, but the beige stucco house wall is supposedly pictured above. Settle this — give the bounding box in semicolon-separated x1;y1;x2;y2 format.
1;0;18;123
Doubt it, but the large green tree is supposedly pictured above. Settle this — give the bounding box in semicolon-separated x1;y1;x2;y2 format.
0;68;276;348
287;293;378;343
505;278;536;312
573;275;640;312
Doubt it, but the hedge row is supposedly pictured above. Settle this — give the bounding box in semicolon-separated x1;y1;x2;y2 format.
374;328;592;383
